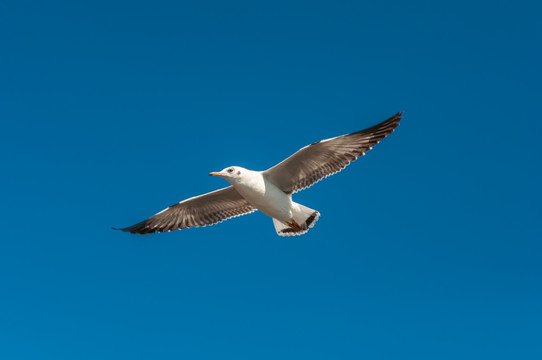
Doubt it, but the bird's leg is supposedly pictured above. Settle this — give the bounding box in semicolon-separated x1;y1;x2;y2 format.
286;220;303;231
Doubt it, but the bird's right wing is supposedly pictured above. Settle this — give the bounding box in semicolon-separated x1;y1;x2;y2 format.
115;186;256;234
263;112;402;194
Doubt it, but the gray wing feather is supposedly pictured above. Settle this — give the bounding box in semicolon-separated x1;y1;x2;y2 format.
115;186;256;234
263;112;402;194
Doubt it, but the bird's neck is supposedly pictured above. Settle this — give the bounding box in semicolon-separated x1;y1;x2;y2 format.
230;171;265;195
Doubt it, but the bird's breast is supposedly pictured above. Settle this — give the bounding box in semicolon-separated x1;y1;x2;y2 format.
233;174;292;221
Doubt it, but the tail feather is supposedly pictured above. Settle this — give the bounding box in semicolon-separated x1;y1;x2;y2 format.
273;203;320;237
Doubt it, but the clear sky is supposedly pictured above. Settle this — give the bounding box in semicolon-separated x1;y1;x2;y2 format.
1;0;541;359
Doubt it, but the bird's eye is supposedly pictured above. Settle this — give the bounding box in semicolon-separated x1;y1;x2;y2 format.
227;168;233;173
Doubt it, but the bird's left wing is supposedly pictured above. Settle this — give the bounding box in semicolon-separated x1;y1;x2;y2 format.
263;112;402;194
115;186;256;234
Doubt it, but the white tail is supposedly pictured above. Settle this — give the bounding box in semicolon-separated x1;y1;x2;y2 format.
272;202;320;237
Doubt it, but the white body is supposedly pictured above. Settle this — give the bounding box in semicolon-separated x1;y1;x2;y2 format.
216;167;319;236
227;169;292;222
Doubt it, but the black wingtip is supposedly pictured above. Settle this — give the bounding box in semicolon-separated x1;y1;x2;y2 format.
112;219;158;235
112;226;133;233
386;111;403;125
391;111;404;121
112;225;139;234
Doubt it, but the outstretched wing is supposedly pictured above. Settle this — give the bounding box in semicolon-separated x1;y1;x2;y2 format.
115;186;256;234
264;112;402;194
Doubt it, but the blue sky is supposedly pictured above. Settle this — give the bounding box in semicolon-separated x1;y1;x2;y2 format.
1;0;541;358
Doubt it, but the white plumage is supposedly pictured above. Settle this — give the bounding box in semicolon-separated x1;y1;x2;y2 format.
116;112;402;236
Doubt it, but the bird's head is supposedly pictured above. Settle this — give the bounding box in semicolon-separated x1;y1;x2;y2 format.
209;166;246;184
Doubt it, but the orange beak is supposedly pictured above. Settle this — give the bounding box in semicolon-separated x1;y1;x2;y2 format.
209;172;223;177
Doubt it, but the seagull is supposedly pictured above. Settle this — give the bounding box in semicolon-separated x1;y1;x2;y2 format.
115;112;402;236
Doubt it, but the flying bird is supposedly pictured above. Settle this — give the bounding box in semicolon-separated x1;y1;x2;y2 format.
115;112;402;236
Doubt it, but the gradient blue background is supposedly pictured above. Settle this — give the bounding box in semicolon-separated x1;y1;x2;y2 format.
1;0;541;358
